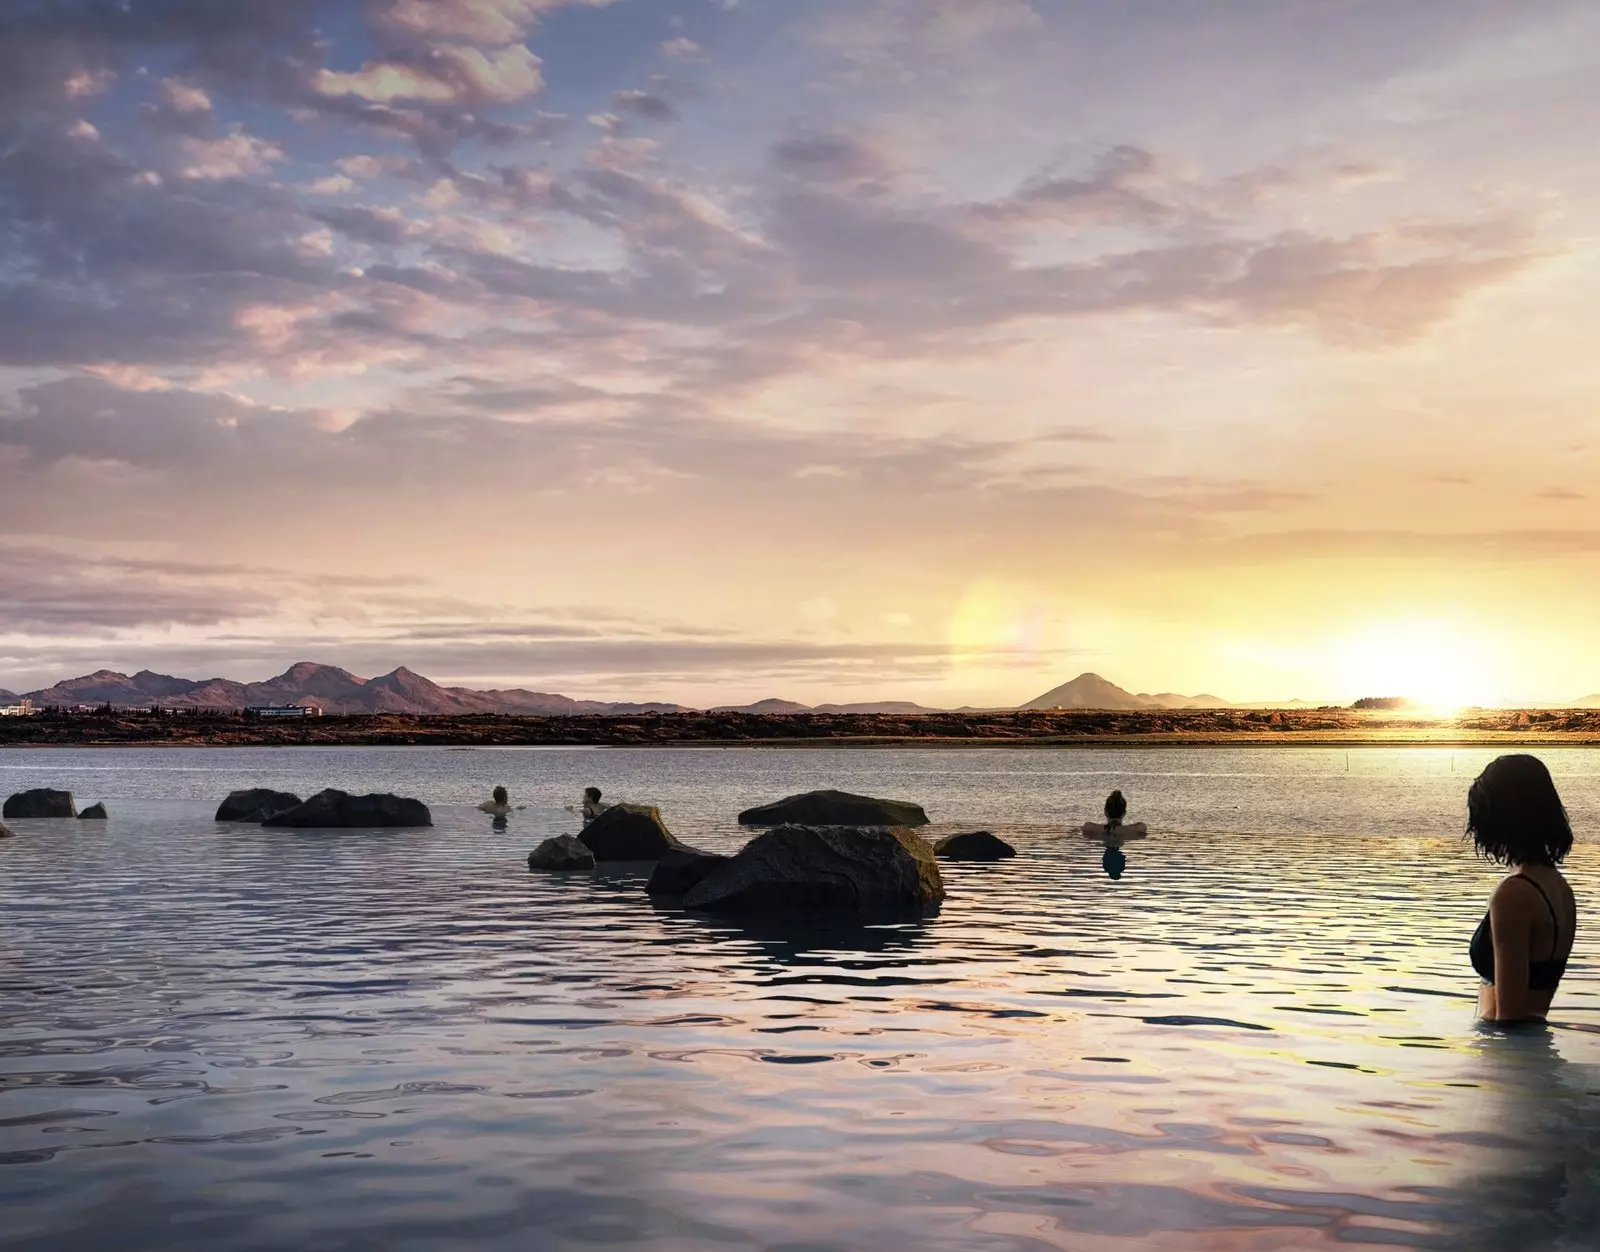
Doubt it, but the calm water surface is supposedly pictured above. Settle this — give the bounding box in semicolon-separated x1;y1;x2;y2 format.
3;746;1600;1251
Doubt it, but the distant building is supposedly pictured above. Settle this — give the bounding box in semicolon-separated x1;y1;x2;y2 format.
248;704;322;718
0;698;37;717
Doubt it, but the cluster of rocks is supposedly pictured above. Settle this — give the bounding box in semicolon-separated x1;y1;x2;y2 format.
525;788;1017;917
0;785;436;834
216;788;431;827
2;789;108;821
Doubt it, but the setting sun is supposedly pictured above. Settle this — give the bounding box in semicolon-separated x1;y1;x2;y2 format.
1330;623;1503;711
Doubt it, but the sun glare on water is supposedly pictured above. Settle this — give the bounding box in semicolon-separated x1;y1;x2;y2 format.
1332;623;1501;712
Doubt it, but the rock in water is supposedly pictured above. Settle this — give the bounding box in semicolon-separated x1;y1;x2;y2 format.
78;803;108;820
737;789;928;828
262;789;432;828
3;789;76;819
216;789;303;823
527;835;596;872
934;831;1015;861
578;804;683;860
683;825;944;915
646;848;730;896
0;821;13;838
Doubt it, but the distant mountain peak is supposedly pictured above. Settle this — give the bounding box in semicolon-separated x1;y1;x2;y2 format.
1023;673;1150;711
279;660;364;683
1024;673;1233;711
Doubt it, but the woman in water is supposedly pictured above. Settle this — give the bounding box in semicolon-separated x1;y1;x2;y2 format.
1467;754;1578;1024
1082;790;1147;840
477;786;513;816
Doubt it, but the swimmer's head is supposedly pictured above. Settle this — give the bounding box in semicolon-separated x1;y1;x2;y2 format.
584;786;602;802
1467;754;1571;867
1104;790;1127;824
492;785;508;805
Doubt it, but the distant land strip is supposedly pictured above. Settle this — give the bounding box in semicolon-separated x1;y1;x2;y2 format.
4;708;1600;748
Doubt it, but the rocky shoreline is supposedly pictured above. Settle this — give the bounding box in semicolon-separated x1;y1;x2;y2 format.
3;707;1600;747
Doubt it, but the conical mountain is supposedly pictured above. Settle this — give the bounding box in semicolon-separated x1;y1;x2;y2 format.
1021;673;1153;711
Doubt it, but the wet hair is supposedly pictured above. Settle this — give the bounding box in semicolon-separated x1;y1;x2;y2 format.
1104;790;1127;827
584;786;602;802
1466;754;1572;867
492;786;508;805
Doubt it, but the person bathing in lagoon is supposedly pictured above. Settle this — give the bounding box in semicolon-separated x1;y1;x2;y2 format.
1082;789;1147;841
1468;754;1578;1024
477;786;519;816
581;786;604;824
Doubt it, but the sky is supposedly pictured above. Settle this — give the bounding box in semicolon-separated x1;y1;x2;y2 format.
2;0;1598;708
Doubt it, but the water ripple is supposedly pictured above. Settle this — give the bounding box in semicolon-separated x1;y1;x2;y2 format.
2;746;1600;1249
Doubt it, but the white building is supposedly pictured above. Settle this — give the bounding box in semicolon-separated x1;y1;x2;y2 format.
248;705;322;718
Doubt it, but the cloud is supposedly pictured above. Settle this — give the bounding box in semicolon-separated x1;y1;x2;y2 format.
314;43;545;105
366;0;614;46
158;78;212;113
660;37;704;60
314;203;416;245
179;127;285;179
771;133;892;184
0;544;415;637
612;89;679;123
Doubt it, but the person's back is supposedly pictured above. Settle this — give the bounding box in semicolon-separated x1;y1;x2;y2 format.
1464;754;1579;1023
1082;789;1146;840
478;785;512;815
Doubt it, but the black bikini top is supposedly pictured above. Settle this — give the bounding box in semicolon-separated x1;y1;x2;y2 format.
1470;873;1570;991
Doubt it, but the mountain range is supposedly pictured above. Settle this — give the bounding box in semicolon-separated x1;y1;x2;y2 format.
5;664;1584;715
0;663;689;717
0;664;1226;715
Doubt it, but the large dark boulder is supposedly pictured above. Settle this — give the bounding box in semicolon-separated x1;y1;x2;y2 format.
528;835;596;872
934;831;1015;861
263;789;432;828
3;789;76;818
78;803;108;820
216;789;303;823
646;848;730;896
578;804;683;860
683;825;944;915
737;789;928;828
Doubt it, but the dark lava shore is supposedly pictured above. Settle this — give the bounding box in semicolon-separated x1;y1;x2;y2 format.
4;707;1600;748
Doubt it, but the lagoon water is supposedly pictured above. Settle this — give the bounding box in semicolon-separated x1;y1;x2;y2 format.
3;745;1600;1250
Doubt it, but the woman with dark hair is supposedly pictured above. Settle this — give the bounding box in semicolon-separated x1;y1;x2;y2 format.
1082;789;1147;840
477;785;512;815
1467;754;1578;1023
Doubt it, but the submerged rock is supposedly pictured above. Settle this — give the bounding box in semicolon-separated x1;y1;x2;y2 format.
737;789;928;828
3;789;76;819
527;835;596;872
0;821;13;838
646;848;730;896
262;789;432;828
78;803;108;820
683;824;944;915
933;831;1015;861
216;789;303;823
578;803;683;860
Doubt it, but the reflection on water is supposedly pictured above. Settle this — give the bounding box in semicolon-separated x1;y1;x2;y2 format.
1102;845;1128;879
0;746;1598;1250
1444;1027;1600;1250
